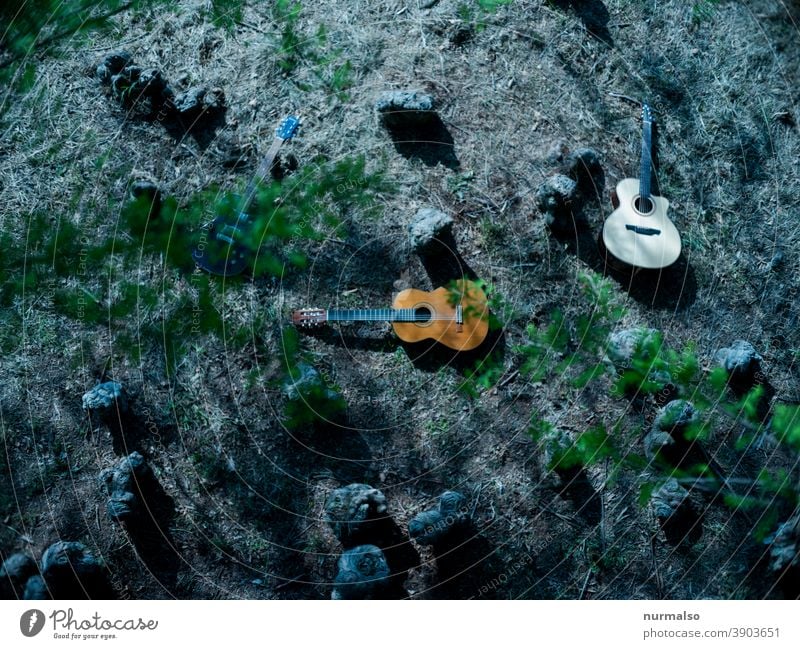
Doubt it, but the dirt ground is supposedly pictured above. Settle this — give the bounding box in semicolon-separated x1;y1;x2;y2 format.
1;0;799;599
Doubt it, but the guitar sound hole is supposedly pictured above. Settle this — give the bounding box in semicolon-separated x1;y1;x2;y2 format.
635;196;654;213
414;307;432;322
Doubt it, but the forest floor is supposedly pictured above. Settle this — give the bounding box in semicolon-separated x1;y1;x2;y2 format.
1;0;799;599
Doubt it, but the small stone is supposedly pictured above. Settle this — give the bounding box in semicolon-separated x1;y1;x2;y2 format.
651;478;690;521
408;510;446;546
0;553;37;598
129;180;162;219
375;91;436;130
645;400;700;464
324;483;388;546
715;340;763;391
137;68;171;102
408;207;453;253
173;86;225;120
41;541;104;598
96;51;132;83
541;428;576;474
545;140;570;164
643;428;675;463
419;0;440;8
173;87;205;114
82;381;128;418
331;545;391;600
100;451;153;523
408;490;470;547
23;576;49;600
130;180;160;201
535;174;579;231
281;362;339;403
766;514;800;573
111;65;141;101
438;490;468;519
606;328;661;372
566;147;604;195
652;400;699;436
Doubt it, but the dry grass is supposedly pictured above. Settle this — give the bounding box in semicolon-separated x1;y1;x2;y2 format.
0;0;799;598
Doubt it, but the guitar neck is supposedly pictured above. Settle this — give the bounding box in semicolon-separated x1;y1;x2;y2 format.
240;135;285;210
327;309;429;322
639;118;653;201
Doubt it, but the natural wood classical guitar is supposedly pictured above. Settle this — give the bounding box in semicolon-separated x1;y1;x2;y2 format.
291;280;490;351
601;104;681;269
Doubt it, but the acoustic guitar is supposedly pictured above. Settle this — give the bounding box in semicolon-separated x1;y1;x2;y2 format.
192;115;300;276
601;104;681;269
291;280;490;351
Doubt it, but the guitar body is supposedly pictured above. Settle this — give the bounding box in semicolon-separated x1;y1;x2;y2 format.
601;178;681;269
391;280;489;351
191;204;250;276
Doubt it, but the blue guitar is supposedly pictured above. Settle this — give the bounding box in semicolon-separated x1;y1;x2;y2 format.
193;115;301;276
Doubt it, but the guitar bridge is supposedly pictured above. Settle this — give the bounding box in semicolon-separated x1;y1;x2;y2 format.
456;304;463;333
625;224;661;236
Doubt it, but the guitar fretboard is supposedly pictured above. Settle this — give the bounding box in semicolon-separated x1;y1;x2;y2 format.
240;135;284;210
639;112;653;203
327;309;446;322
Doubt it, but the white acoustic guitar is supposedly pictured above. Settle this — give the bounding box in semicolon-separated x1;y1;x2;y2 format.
601;104;681;269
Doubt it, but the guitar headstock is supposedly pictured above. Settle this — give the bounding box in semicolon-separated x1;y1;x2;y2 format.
641;103;653;126
276;115;301;141
291;308;327;328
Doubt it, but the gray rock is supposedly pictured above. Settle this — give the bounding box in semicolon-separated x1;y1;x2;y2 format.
651;478;690;520
331;545;391;599
136;68;171;101
129;180;162;220
408;510;446;546
111;65;142;102
643;428;676;463
766;514;800;573
408;207;453;252
281;362;339;403
566;147;604;194
606;328;661;371
541;428;575;474
606;328;673;394
100;451;153;523
82;381;128;418
653;400;698;436
23;576;49;600
545;140;570;164
716;340;763;390
130;180;160;201
96;51;132;83
419;0;440;8
408;490;470;546
173;86;225;119
41;541;104;598
0;553;37;597
375;91;436;130
110;65;173;109
645;400;700;464
324;483;388;546
438;490;467;518
535;174;579;231
41;542;99;578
